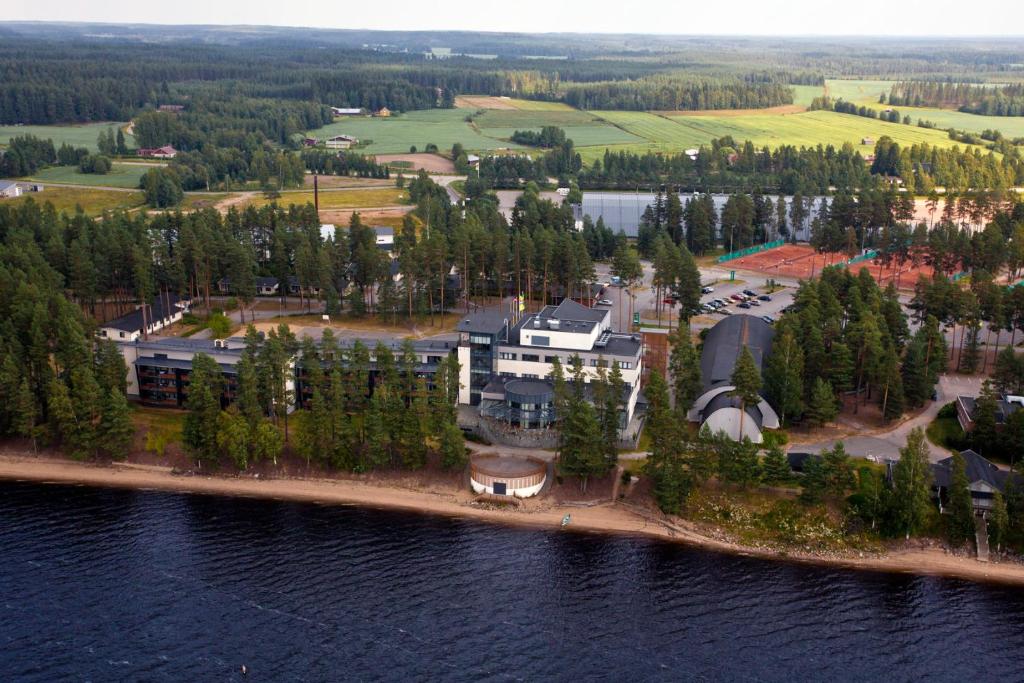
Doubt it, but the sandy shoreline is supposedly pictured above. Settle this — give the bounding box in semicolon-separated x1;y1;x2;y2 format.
2;455;1023;587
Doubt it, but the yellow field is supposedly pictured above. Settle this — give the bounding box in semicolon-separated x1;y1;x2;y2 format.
0;186;145;216
245;187;408;210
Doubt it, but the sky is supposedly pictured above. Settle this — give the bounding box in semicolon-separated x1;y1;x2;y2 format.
5;0;1024;36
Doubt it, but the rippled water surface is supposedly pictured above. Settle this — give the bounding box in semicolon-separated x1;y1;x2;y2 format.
2;481;1024;682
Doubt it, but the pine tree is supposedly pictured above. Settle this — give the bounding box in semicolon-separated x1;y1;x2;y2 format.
889;427;934;539
668;324;702;414
806;377;838;427
799;456;827;505
97;387;134;460
14;377;39;452
439;422;467;470
216;409;251;469
946;451;976;546
763;327;804;425
182;353;223;466
643;370;692;513
730;346;762;439
821;442;855;496
761;445;792;485
971;379;1000;457
989;491;1009;552
558;355;609;492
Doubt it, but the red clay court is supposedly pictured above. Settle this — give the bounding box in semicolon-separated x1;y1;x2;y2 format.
728;244;938;289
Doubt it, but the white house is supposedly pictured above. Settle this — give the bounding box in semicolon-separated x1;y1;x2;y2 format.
97;294;191;342
0;181;22;199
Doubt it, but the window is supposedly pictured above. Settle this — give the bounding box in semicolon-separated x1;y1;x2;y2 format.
499;352;517;360
469;334;491;345
523;373;539;379
532;335;550;347
620;362;632;369
500;372;516;378
544;355;558;364
427;355;443;364
521;354;540;362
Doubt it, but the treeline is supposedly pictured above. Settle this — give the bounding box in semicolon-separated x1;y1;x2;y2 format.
510;126;567;148
180;325;466;473
0;202;135;460
301;150;390;178
561;78;793;111
765;268;941;425
886;81;1024;117
870;136;1024;194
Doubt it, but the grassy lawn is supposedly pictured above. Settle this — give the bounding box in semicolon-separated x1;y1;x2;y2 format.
246;188;407;210
257;311;462;336
1;186;145;215
0;121;134;150
133;405;184;457
26;162;147;188
926;414;967;452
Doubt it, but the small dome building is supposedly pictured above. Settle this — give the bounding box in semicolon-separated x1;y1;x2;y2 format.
470;455;547;498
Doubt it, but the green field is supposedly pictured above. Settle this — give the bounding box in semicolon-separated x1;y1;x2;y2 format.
791;85;825;107
578;108;987;163
307;109;527;154
26;163;148;188
0;186;145;215
825;79;896;105
0;122;134;150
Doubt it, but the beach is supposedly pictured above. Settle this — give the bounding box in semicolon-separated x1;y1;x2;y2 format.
2;453;1023;586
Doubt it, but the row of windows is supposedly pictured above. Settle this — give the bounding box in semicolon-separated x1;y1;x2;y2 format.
498;351;633;370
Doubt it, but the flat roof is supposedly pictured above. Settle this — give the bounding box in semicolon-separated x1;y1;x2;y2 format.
456;310;509;335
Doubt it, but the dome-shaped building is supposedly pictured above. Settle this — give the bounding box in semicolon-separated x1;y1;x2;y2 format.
686;314;779;443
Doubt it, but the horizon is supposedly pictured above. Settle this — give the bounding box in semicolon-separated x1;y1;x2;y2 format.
4;0;1024;38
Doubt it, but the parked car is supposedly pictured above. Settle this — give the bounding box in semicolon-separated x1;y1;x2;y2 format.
730;294;744;301
719;307;732;315
743;289;757;297
701;304;714;313
701;286;715;294
597;298;613;306
761;315;775;324
663;297;678;305
738;302;752;309
758;294;771;301
748;300;761;306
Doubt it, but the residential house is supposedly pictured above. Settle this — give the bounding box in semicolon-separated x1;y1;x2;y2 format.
374;107;391;117
955;394;1024;432
302;137;320;147
97;294;191;342
931;449;1018;514
137;145;178;159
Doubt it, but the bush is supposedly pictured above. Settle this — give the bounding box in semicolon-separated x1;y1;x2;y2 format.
937;401;957;419
79;154;112;174
761;430;789;448
207;312;232;339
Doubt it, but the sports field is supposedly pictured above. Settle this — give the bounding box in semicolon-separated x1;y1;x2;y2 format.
729;243;939;290
26;163;148;189
0;122;134;150
0;186;145;216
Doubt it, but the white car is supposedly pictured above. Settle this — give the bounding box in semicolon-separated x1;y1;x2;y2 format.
597;298;613;306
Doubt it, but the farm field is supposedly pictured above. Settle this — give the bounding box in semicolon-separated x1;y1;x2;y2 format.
0;186;145;215
307;109;525;155
791;84;824;107
455;96;576;112
579;109;986;163
25;163;147;188
244;187;407;210
0;122;134;150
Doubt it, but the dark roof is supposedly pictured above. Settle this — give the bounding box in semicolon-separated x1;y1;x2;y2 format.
704;390;764;428
130;336;246;355
256;276;279;288
958;394;1023;425
700;314;774;391
456;310;509;335
786;452;818;472
932;449;1014;491
136;356;237;373
102;294;188;333
551;298;608;323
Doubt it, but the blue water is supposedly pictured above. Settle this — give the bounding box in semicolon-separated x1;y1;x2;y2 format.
1;480;1023;682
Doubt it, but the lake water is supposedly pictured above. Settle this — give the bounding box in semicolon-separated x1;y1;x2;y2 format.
1;480;1023;682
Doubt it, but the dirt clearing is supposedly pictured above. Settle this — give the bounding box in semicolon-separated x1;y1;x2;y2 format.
375;153;456;173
